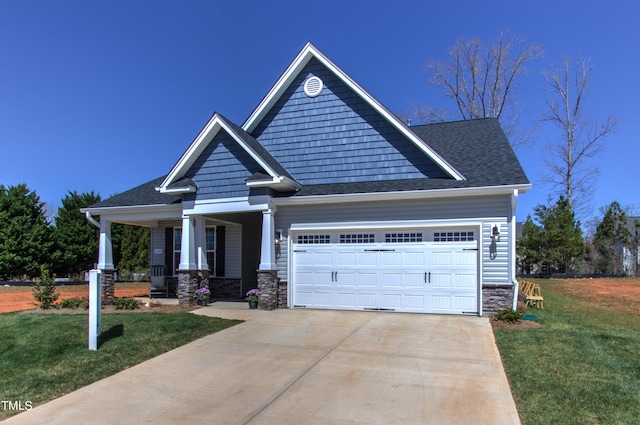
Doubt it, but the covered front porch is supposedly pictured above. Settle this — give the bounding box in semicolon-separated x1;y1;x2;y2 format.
91;204;283;309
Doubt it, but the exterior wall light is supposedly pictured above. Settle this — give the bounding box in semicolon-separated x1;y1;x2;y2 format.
492;225;501;242
275;231;281;245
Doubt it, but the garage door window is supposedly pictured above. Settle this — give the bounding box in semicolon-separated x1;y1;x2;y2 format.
339;234;375;243
433;231;474;242
297;234;331;244
385;233;423;243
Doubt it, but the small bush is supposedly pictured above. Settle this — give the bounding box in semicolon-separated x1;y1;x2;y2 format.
32;267;59;309
494;307;523;324
113;298;139;310
58;297;89;309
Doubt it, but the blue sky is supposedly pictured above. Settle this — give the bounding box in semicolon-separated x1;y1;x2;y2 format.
1;0;638;225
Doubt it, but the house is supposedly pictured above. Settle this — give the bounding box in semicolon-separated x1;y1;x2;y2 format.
82;42;531;315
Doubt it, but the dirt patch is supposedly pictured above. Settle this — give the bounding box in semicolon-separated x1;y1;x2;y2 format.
552;278;640;315
0;283;151;314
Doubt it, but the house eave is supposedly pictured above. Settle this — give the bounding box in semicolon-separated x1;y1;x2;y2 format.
246;176;302;191
272;184;532;206
80;203;183;216
156;185;196;194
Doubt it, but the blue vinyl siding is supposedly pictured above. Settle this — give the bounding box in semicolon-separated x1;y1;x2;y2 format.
251;58;449;185
186;130;262;200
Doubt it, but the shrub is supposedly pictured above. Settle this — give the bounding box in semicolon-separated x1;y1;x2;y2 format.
32;267;59;309
58;297;89;309
494;307;523;324
113;298;139;310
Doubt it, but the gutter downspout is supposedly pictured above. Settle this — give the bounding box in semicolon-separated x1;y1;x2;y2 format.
510;189;519;310
85;211;100;229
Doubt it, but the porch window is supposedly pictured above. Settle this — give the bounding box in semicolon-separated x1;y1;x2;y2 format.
174;228;182;273
206;226;216;274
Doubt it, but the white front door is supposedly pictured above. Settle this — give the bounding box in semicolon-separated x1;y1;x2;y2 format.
291;229;478;314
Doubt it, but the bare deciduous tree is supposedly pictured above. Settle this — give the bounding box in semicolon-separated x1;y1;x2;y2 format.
418;30;543;147
542;57;618;215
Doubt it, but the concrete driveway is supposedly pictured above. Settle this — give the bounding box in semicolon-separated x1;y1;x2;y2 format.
2;304;520;425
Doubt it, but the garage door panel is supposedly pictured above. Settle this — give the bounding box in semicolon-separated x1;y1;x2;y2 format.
292;233;478;315
381;273;402;287
336;293;356;307
382;293;402;308
380;252;402;265
357;252;377;266
356;273;377;287
404;272;425;287
453;273;477;289
430;273;452;288
357;293;377;307
337;252;356;266
430;295;453;311
336;271;356;286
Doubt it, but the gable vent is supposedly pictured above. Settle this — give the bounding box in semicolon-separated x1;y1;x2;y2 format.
304;76;323;97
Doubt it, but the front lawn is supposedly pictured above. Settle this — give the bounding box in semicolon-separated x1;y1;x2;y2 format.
494;279;640;424
0;311;241;419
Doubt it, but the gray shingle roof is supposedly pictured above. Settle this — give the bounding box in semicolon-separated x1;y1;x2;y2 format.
88;176;181;209
88;118;529;209
292;118;530;196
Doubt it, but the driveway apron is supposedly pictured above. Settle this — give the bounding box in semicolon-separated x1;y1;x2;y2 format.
1;305;520;425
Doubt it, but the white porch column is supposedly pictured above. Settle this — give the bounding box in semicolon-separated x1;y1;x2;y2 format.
195;216;209;271
179;215;197;270
97;219;114;270
259;206;277;270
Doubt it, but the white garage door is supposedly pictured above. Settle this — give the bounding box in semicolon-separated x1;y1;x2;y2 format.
292;230;479;315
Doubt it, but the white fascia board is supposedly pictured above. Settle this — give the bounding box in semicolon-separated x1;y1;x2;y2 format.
80;204;183;223
183;197;269;215
272;184;532;206
158;114;281;192
157;185;196;194
290;218;494;232
242;42;466;181
246;175;302;191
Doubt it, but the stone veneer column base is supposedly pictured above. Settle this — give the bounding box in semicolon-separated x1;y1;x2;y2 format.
257;270;278;311
482;284;515;314
99;269;116;305
178;270;210;305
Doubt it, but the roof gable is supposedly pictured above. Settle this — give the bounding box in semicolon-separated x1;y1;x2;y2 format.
250;57;451;185
242;42;465;181
158;113;298;194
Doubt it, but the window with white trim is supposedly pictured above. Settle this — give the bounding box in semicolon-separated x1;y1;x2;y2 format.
385;233;423;243
339;234;375;244
433;231;475;242
297;234;331;244
174;228;182;272
206;227;216;273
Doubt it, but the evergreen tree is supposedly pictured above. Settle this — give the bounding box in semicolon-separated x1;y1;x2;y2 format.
516;215;542;274
531;196;584;274
112;223;150;280
118;225;150;277
593;201;630;273
52;191;101;277
0;184;53;279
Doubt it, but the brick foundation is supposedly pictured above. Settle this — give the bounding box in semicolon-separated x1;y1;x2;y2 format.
482;284;515;313
257;270;278;310
209;277;242;299
277;280;288;308
100;269;116;305
178;270;209;305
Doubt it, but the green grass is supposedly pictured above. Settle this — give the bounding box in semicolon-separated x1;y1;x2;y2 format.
494;280;640;425
0;312;241;419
